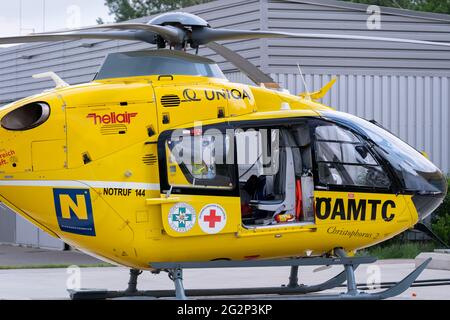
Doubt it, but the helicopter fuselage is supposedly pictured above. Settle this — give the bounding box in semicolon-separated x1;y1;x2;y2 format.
0;64;445;270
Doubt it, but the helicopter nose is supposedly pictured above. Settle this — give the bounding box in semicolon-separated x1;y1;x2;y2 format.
411;170;448;221
317;110;448;222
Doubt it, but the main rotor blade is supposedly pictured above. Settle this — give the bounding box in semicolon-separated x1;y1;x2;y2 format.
195;28;450;48
206;42;279;88
47;23;185;44
0;31;143;45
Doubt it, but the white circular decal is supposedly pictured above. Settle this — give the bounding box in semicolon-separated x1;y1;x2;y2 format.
168;203;196;233
199;204;227;234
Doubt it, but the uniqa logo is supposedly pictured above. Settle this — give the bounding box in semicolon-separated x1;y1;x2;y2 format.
204;88;251;101
87;112;138;125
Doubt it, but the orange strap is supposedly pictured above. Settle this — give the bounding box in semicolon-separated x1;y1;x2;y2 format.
295;179;302;220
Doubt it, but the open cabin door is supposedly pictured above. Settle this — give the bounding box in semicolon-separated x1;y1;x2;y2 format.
236;123;316;233
155;124;241;238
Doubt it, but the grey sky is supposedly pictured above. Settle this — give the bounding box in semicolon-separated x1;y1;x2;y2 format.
0;0;111;36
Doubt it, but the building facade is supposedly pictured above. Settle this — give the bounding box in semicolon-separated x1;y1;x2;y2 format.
0;0;449;248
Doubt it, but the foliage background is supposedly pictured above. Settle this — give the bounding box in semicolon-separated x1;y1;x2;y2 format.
345;0;450;14
100;0;450;23
431;179;450;245
100;0;211;22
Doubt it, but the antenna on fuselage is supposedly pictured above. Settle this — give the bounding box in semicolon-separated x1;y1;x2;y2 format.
297;63;312;101
32;71;69;89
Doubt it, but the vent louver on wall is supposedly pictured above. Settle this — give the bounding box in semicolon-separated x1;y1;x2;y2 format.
101;124;128;135
161;95;181;107
142;154;157;165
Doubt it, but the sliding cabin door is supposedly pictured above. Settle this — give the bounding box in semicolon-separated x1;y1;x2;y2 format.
155;124;241;238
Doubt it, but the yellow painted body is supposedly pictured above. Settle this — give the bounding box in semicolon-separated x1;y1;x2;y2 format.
0;75;419;269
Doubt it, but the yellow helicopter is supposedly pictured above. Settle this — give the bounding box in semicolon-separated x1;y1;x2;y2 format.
0;12;448;300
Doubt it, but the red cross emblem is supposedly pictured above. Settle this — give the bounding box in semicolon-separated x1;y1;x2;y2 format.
203;209;222;228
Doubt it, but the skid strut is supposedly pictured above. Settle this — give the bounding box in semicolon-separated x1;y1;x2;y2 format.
287;266;299;288
69;254;432;300
168;268;187;300
125;269;142;294
335;249;358;296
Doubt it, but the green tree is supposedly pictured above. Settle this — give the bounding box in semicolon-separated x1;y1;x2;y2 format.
102;0;450;23
432;179;450;246
103;0;212;22
416;0;450;14
344;0;450;14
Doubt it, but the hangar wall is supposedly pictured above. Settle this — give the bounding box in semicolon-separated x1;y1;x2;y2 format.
0;205;63;249
228;70;450;174
275;73;450;174
0;0;449;249
0;203;15;243
223;0;450;174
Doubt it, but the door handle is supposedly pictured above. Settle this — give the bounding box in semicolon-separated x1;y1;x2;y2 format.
146;197;181;206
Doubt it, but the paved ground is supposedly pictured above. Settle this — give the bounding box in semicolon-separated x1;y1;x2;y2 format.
0;245;449;300
0;260;449;300
0;245;103;267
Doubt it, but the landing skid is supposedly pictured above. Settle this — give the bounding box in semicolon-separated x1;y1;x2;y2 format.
68;252;432;300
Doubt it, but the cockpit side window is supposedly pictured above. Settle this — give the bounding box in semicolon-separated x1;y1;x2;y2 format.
1;102;50;131
96;52;227;80
313;121;391;189
320;111;446;194
164;128;235;191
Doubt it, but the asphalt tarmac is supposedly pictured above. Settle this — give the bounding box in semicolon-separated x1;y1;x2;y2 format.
0;244;102;266
0;259;449;300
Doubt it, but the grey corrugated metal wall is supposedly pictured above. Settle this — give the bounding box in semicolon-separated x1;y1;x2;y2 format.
264;0;450;75
228;70;450;174
0;0;449;248
15;215;64;249
0;205;63;249
271;73;450;174
261;0;450;173
0;204;15;243
0;0;263;104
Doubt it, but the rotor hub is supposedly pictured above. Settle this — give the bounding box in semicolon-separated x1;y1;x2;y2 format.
148;12;210;28
147;12;210;50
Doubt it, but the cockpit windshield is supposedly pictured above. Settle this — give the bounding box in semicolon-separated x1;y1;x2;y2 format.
95;50;227;80
321;111;446;194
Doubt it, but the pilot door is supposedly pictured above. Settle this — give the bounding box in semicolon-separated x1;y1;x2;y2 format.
235;123;316;232
155;124;241;238
308;118;403;229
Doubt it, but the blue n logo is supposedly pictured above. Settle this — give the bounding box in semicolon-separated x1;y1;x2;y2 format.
53;189;96;236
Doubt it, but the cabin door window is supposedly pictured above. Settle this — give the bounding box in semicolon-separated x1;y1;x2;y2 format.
163;127;235;191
